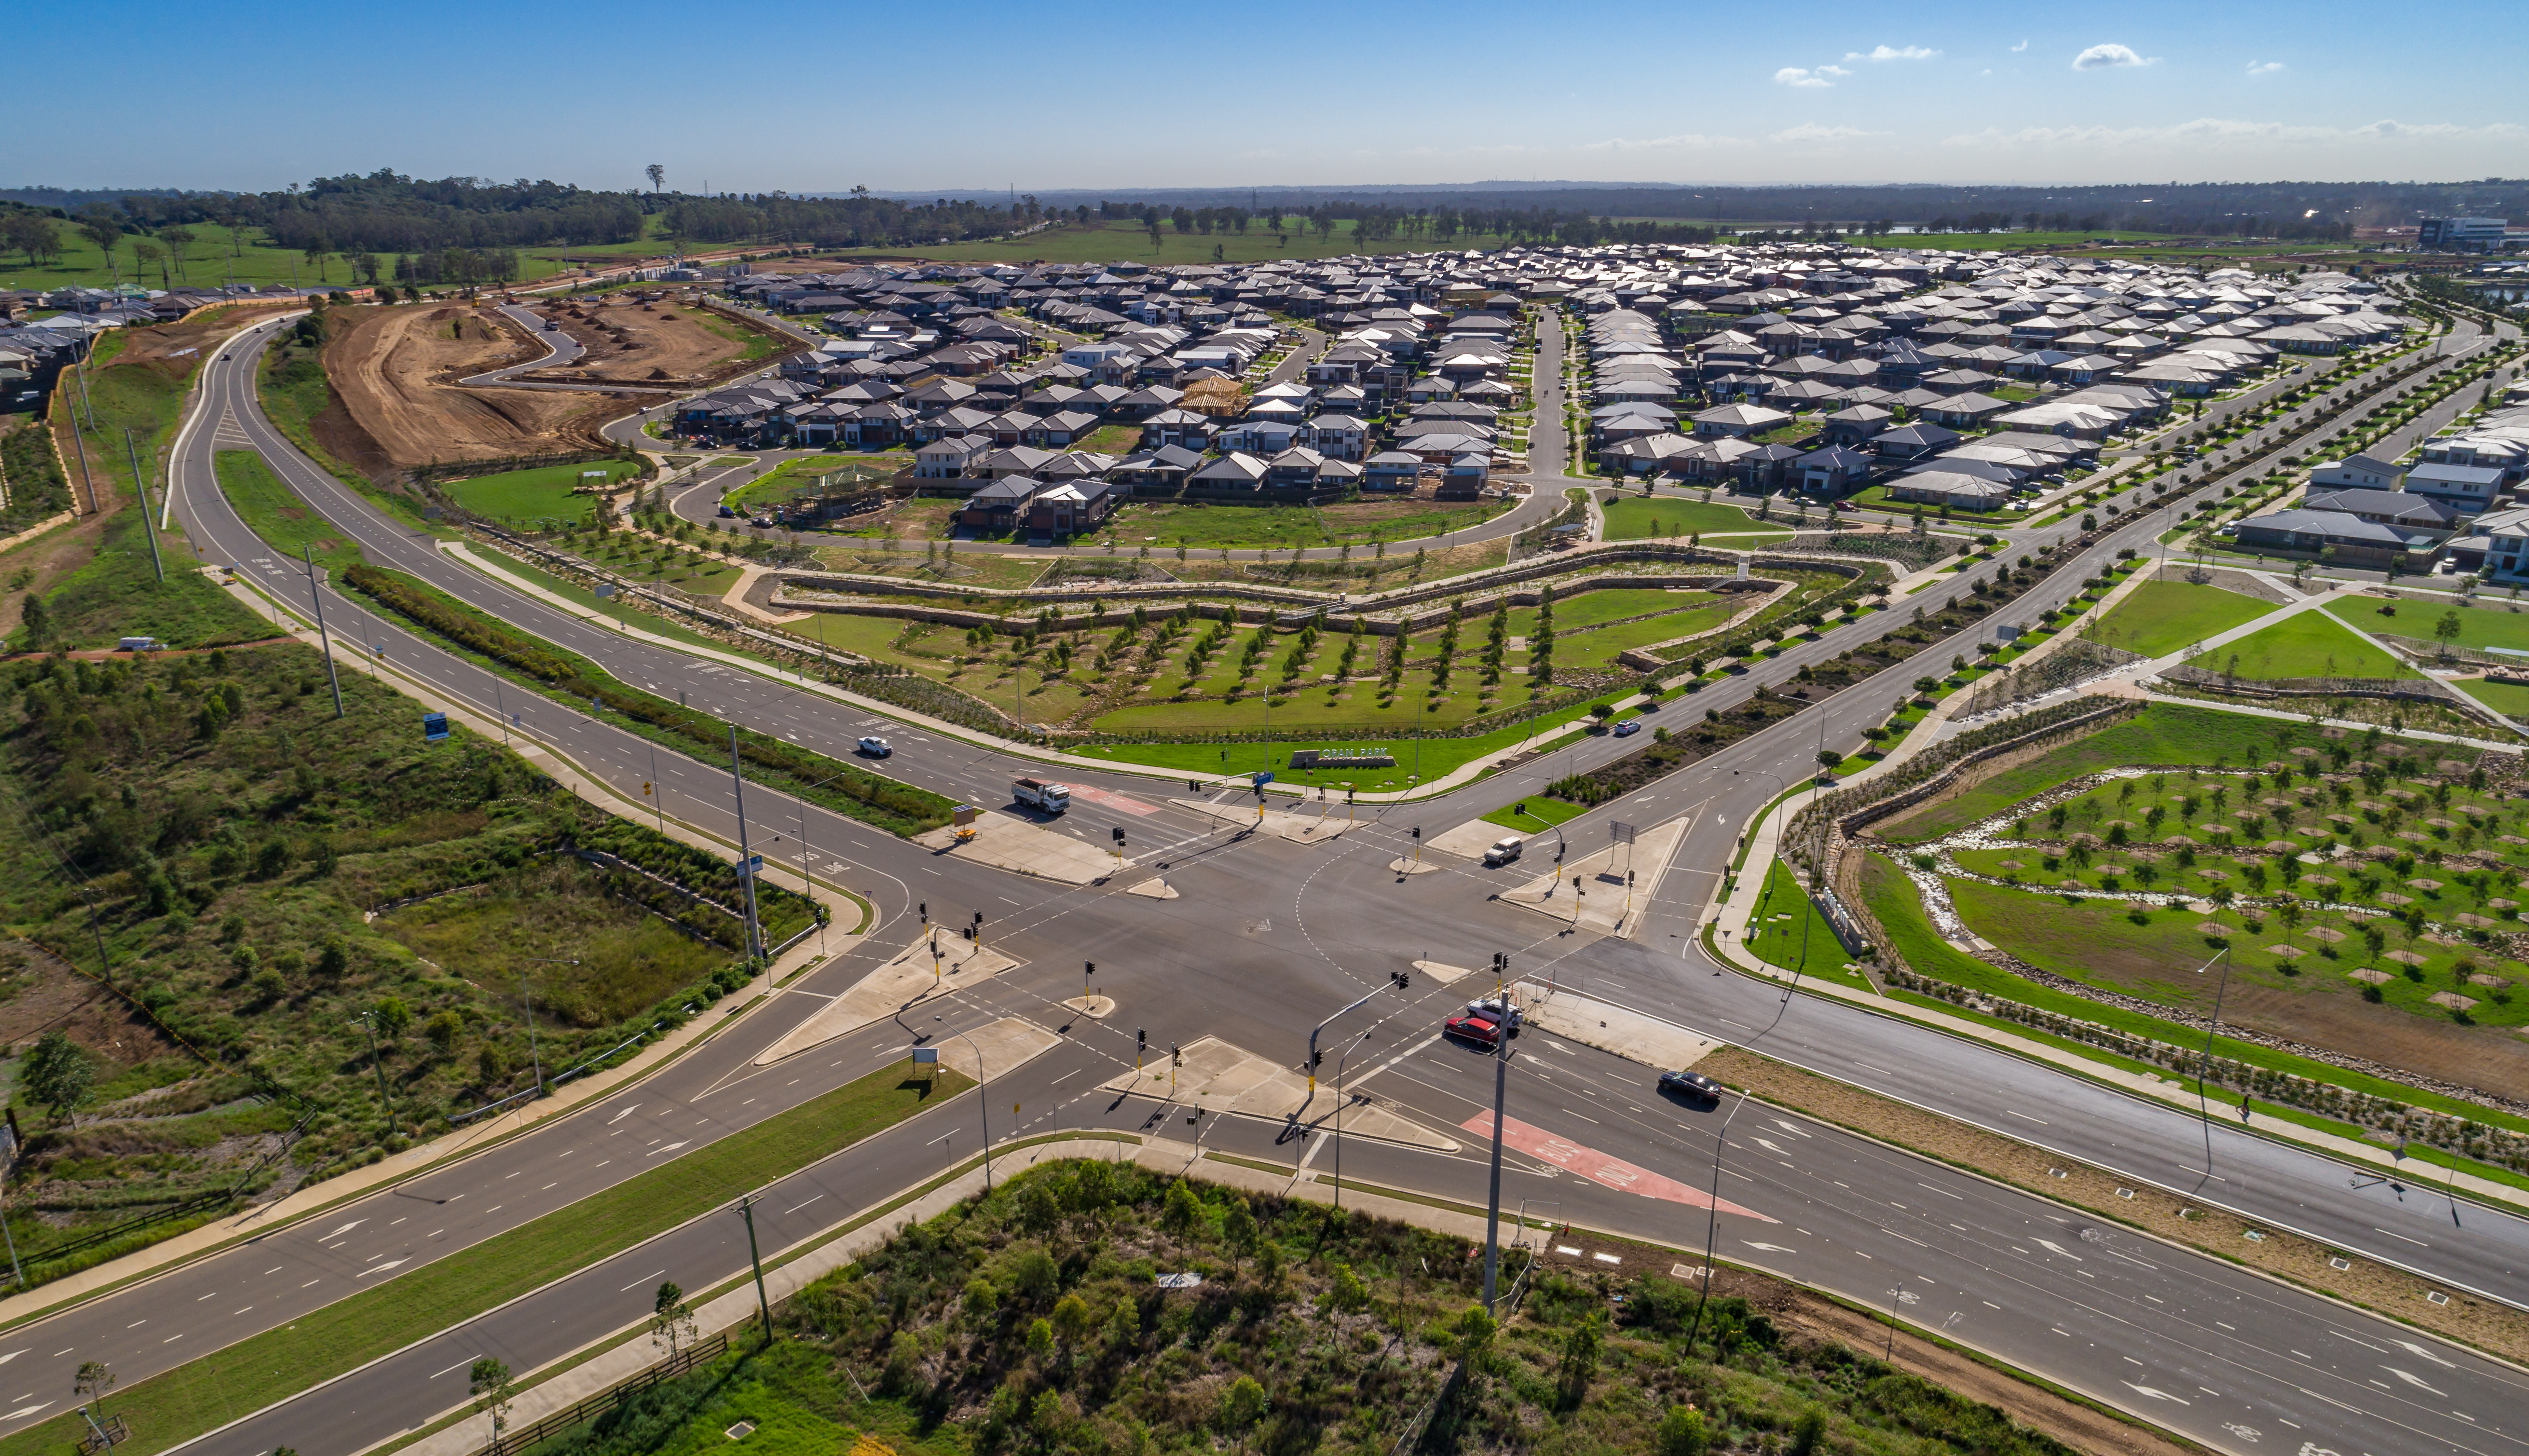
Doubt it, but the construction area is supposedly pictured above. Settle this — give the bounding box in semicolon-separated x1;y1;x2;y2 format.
511;295;793;389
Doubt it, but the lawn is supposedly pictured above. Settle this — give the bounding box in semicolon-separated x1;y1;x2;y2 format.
1482;795;1592;831
725;454;913;514
1878;703;2351;843
442;459;643;526
1743;861;1866;989
0;1061;967;1456
2180;608;2410;681
2461;678;2529;718
2081;578;2275;658
2390;599;2529;653
1097;497;1505;550
1598;497;1780;542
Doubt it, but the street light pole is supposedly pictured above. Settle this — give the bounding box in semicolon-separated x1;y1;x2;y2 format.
303;544;344;719
1331;1028;1372;1213
728;724;765;968
938;1018;993;1190
1480;996;1512;1315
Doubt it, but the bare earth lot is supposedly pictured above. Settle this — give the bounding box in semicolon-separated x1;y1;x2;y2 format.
319;304;623;471
518;298;782;388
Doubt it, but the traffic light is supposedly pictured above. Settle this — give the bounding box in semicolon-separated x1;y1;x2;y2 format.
1309;1048;1322;1070
919;901;928;923
1491;951;1510;976
1391;969;1411;990
1171;1044;1182;1068
1138;1028;1147;1051
1111;826;1126;844
1411;826;1421;840
1085;961;1096;977
1189;780;1200;792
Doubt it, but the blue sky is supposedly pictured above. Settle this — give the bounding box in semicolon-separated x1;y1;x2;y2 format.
9;0;2523;193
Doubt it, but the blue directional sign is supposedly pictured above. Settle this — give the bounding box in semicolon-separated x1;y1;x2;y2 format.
736;854;765;879
1251;770;1275;787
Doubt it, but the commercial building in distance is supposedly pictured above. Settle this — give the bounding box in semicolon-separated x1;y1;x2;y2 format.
2419;217;2511;252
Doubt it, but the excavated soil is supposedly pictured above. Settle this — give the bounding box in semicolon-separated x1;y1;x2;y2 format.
1699;1046;2529;1365
2220;979;2529;1104
517;299;774;387
319;304;623;471
0;938;178;1068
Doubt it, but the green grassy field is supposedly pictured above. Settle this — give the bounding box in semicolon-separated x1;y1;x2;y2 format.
1598;496;1782;542
820;217;1457;267
1879;703;2348;842
0;1061;965;1456
2182;609;2409;681
725;454;914;514
0;217;604;293
1743;861;1868;990
2082;578;2275;658
1097;498;1507;549
2461;678;2529;718
2400;599;2529;653
442;459;642;526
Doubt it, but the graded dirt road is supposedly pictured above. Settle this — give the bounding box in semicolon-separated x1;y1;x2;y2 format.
517;295;766;387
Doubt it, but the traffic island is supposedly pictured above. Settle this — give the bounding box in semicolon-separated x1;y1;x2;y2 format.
912;809;1117;884
1098;1035;1461;1151
754;932;1018;1064
1495;815;1688;936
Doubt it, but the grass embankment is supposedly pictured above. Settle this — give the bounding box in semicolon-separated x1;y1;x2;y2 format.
2081;578;2275;658
0;1062;967;1456
1858;853;2529;1169
1876;702;2342;843
2180;608;2409;681
341;564;955;836
0;643;808;1286
1744;862;1865;989
216;449;363;574
499;1158;2106;1456
442;459;643;527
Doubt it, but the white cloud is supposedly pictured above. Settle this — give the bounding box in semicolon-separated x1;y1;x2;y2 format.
2246;59;2285;76
1817;64;1852;77
1774;66;1832;88
2009;39;2028;53
1773;124;1886;144
1582;133;1749;151
2072;42;2159;69
1943;116;2527;150
1845;44;1939;62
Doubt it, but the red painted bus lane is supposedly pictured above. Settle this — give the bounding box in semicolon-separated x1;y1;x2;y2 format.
1463;1112;1776;1222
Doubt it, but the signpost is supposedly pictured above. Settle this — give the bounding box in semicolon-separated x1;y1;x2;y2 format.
422;712;449;743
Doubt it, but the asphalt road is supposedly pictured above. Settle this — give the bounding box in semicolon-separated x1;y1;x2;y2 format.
30;304;2513;1456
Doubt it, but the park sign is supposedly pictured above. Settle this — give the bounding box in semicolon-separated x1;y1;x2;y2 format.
1611;821;1637;844
911;1047;939;1065
422;712;450;743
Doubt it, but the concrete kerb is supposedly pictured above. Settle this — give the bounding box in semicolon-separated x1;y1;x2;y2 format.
0;576;865;1335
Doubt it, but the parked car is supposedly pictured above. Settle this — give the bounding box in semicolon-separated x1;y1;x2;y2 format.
1484;835;1525;866
1613;719;1641;737
1659;1069;1722;1102
718;504;738;517
857;736;892;758
1445;1009;1508;1047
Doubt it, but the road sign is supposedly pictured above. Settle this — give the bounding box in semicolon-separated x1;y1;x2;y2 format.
911;1046;939;1064
736;854;764;879
421;712;449;743
1251;770;1275;787
1611;821;1637;844
594;581;617;599
952;804;979;827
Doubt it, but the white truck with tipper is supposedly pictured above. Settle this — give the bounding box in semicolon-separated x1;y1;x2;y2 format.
1013;777;1071;815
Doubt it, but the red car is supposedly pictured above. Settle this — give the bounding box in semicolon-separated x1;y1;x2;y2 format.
1446;1009;1509;1047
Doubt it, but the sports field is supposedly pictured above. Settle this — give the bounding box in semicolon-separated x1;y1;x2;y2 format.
442;459;643;525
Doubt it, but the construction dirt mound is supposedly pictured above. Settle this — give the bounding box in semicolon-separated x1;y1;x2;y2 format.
320;303;625;473
515;296;792;388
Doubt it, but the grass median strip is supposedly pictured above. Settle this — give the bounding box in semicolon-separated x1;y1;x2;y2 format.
0;1059;971;1456
337;563;953;835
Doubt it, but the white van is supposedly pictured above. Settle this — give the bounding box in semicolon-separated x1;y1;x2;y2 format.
1484;835;1525;867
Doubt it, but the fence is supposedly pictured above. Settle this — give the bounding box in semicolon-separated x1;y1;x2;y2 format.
481;1331;731;1456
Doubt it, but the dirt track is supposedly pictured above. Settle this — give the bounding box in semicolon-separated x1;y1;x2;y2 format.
319;304;626;472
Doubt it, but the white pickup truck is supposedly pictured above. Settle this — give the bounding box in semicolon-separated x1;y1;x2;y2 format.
1013;777;1071;815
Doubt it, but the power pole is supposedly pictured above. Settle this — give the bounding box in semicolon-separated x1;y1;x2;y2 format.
1481;951;1512;1314
123;431;163;582
738;1195;773;1339
728;724;765;967
303;544;345;718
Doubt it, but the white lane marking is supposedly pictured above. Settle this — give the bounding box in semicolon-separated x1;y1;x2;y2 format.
2384;1367;2447;1397
619;1268;668;1293
2122;1383;2189;1405
644;1141;689;1157
356;1260;409;1279
316;1219;366;1240
784;1194;825;1216
429;1355;482;1379
2391;1339;2457;1369
2006;1110;2048;1125
608;1105;641;1125
1742;1241;1797;1253
0;1404;51;1420
2032;1238;2083;1262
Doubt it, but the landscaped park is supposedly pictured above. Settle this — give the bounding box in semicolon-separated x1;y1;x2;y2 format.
1856;702;2529;1106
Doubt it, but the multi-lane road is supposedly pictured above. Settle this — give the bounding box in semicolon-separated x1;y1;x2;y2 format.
24;302;2519;1456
